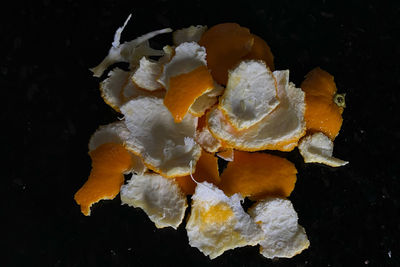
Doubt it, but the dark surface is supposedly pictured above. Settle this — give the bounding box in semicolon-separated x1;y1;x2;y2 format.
7;0;400;266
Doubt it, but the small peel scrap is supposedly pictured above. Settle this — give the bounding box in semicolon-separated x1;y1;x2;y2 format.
299;132;349;167
186;182;263;259
120;173;187;229
248;198;310;259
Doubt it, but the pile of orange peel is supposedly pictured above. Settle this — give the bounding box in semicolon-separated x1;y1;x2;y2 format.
75;15;348;260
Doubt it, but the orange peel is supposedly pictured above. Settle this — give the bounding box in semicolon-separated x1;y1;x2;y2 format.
301;67;345;140
199;23;254;85
207;70;306;151
248;198;310;258
174;150;220;195
173;25;208;45
74;143;132;216
219;60;279;130
121;173;187;229
120;96;201;178
219;151;297;200
186;182;263;259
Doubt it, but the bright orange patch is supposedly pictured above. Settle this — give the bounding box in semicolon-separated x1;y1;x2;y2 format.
301;67;344;140
174;150;220;195
164;65;214;122
219;151;297;199
199;23;254;85
201;203;233;224
74;143;132;216
243;34;275;71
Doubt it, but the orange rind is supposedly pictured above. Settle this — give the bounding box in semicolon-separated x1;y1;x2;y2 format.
219;151;297;200
88;121;147;174
174;150;220;195
100;68;164;112
301;67;345;140
199;23;254;85
90;14;172;77
186;182;263;259
219;60;279;130
298;132;349;167
248;198;310;258
120;97;201;178
159;42;214;122
74;143;132;216
132;57;163;91
243;34;275;71
120;173;187;229
207;70;306;151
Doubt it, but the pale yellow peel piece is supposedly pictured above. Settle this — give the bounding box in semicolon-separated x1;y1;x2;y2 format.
207;70;306;151
120;97;201;178
248;198;310;259
120;173;187;229
186;182;263;259
298;132;349;167
219;60;279;130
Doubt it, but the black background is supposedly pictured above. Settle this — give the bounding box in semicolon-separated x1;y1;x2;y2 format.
6;0;400;266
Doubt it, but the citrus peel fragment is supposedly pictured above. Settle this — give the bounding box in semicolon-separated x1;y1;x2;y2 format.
88;121;146;174
301;67;345;140
120;97;201;178
74;143;132;216
186;182;263;259
164;65;214;122
174;150;220;195
199;23;254;85
219;60;279;130
248;198;310;258
298;132;349;167
121;173;187;229
207;70;306;151
90;14;172;77
219;151;297;200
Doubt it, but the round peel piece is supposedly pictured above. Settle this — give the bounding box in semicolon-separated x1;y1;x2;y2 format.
248;198;310;259
219;60;279;130
120;97;201;177
298;132;349;167
208;70;306;151
88;121;147;175
186;182;263;259
121;173;187;229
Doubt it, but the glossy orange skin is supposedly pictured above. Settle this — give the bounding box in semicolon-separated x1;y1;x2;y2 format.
219;151;297;200
301;67;344;140
74;143;132;216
